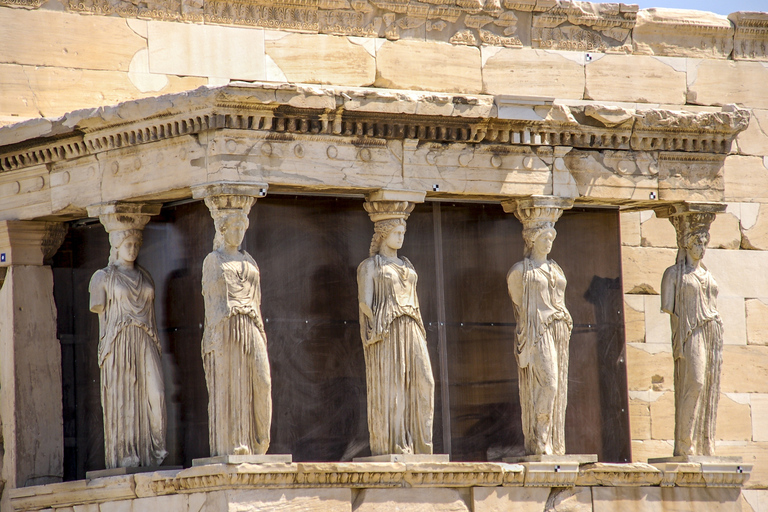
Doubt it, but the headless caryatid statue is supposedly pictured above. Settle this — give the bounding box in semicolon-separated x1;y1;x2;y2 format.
199;191;272;457
660;208;724;457
506;198;573;456
357;193;435;457
88;203;167;469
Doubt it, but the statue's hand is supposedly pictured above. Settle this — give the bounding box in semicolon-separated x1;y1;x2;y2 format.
359;302;374;320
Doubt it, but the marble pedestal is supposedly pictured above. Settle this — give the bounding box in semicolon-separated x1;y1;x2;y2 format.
192;454;293;466
648;455;742;463
353;454;450;463
86;466;182;480
504;454;598;464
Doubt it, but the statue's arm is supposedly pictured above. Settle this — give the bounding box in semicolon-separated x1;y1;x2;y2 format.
357;258;375;321
507;263;524;307
89;269;107;314
660;266;676;316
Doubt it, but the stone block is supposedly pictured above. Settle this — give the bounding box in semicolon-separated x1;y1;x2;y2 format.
724;156;768;203
621;212;641;247
752;395;768;443
147;22;265;81
624;294;645;344
402;143;551;197
482;48;585;99
585;54;687;104
99;500;132;512
626;343;674;392
709;213;742;250
223;488;351;512
0;9;146;72
735;109;768;157
633;8;733;59
0;165;53;222
716;394;752;441
266;33;375;87
0;63;206;121
712;442;768;489
657;153;725;202
621;246;676;295
719;296;747;346
630;439;674;463
641;213;676;248
746;299;768;346
354;488;469;512
132;494;187;512
644;295;671;346
702;249;768;299
562;150;658;201
630;398;651;440
722;346;768;393
593;486;743;512
742;204;768;251
650;391;674;441
688;59;768;109
472;487;550;512
376;40;481;94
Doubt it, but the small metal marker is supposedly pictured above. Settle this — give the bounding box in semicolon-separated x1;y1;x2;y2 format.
737;466;743;474
0;253;5;263
649;192;657;200
585;53;593;62
432;184;440;192
258;188;267;197
554;465;561;473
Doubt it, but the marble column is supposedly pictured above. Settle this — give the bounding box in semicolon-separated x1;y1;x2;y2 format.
0;220;67;508
356;189;447;462
656;202;727;459
87;202;166;470
191;181;281;462
502;195;578;459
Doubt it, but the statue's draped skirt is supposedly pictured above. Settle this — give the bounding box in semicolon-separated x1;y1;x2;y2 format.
97;266;166;468
361;255;435;455
671;266;723;457
202;251;271;456
514;259;572;456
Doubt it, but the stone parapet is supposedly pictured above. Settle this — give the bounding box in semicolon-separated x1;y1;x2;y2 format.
7;462;753;511
729;12;768;61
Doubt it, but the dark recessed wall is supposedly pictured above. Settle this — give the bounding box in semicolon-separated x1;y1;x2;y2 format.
53;196;630;480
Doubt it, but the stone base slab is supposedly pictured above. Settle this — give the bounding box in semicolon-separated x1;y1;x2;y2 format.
650;461;753;488
505;454;598;464
86;466;182;480
353;454;450;463
192;454;293;466
648;456;742;463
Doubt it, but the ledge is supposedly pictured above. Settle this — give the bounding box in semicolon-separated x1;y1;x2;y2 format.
7;461;751;511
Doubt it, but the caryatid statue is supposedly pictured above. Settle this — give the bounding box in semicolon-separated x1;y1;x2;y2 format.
658;203;726;458
357;189;435;456
192;182;272;457
87;202;167;469
504;196;573;456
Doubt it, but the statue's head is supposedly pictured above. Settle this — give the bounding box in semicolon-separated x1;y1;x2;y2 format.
213;211;249;251
369;218;407;256
109;229;143;265
522;224;556;258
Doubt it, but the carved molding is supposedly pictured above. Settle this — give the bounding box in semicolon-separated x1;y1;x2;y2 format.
729;12;768;61
0;85;750;178
0;220;67;266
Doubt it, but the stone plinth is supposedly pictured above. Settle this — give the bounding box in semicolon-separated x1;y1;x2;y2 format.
86;466;183;480
354;455;450;463
8;462;754;512
192;455;292;466
504;454;598;464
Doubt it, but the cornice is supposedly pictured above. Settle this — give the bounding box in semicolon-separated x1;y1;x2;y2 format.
0;84;750;175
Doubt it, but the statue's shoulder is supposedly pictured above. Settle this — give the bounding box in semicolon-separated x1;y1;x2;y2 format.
507;260;526;279
89;267;109;290
357;255;377;275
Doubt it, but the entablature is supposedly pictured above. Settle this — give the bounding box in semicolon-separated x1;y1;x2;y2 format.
0;83;750;221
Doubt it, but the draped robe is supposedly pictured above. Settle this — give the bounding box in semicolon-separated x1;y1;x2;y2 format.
358;254;435;455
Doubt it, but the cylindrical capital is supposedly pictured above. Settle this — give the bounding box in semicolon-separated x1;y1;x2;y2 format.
363;189;425;223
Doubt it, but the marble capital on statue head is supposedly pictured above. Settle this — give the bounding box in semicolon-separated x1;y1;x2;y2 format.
363;189;426;223
192;181;268;218
87;202;162;238
654;202;726;251
502;196;574;247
